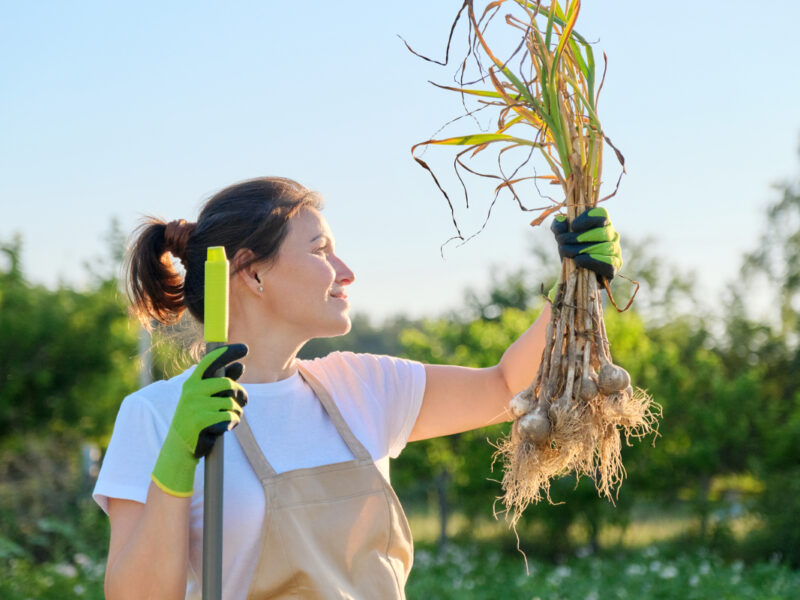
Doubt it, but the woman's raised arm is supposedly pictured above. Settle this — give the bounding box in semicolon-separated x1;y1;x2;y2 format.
408;302;551;442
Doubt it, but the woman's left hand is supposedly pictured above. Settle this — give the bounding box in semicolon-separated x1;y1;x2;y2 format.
550;206;623;281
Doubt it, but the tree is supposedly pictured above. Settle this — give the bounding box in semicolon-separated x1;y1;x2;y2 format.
0;232;138;562
730;154;800;564
0;236;139;441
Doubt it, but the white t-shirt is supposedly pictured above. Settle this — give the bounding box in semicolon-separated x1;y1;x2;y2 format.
93;351;426;600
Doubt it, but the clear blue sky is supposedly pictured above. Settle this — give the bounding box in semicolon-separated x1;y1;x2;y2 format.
2;1;798;320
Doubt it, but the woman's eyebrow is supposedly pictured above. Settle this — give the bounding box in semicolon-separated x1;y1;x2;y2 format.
310;233;333;244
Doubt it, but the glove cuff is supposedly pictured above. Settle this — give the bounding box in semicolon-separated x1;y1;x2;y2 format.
151;428;199;497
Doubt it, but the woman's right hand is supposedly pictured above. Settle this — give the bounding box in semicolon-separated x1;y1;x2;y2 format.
151;343;249;497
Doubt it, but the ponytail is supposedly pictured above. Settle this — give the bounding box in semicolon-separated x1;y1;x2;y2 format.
125;218;196;328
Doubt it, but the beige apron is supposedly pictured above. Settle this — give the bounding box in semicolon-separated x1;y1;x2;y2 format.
232;365;414;599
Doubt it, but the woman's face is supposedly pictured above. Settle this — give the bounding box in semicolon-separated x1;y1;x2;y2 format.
258;206;355;339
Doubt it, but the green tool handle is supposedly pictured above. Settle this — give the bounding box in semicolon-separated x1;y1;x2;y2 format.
202;341;225;600
203;246;228;600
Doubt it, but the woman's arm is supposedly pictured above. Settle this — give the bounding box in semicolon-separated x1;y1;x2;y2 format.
103;345;248;599
105;483;191;600
408;302;551;442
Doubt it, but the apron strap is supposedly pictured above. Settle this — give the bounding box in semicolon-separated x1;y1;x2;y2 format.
233;413;278;479
296;364;371;461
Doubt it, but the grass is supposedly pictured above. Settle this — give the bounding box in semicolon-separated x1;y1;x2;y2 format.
406;541;800;599
3;538;796;600
402;506;799;598
406;503;763;550
0;506;791;599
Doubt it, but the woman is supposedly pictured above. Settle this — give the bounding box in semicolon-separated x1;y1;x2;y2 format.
93;176;621;599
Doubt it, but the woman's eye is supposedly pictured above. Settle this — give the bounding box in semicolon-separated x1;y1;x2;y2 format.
313;246;327;255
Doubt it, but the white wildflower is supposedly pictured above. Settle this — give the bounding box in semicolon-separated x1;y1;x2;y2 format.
54;563;78;578
699;561;711;575
487;551;500;567
415;549;432;568
74;584;86;595
689;575;699;587
74;553;92;568
649;560;662;572
625;564;646;576
659;565;678;579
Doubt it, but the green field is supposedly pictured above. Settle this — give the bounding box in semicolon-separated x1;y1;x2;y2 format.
407;541;799;600
3;505;798;600
402;507;799;599
3;539;797;600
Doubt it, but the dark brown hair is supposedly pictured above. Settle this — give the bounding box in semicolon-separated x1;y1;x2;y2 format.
126;177;323;328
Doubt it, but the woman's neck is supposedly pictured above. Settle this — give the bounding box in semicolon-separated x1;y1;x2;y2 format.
227;323;307;384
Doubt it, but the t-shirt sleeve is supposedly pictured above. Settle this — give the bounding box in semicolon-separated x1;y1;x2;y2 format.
342;353;427;459
92;391;170;514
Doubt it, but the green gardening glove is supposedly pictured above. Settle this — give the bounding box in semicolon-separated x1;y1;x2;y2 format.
151;344;249;497
550;206;623;281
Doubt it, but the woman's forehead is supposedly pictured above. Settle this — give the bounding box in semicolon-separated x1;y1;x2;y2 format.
288;206;333;241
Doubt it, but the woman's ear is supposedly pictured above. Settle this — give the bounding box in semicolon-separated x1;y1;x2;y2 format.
231;248;262;295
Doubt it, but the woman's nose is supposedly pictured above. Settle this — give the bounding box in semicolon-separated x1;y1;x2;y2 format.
334;256;355;285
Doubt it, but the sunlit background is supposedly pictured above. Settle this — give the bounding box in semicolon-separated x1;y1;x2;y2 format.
3;1;798;319
3;3;800;598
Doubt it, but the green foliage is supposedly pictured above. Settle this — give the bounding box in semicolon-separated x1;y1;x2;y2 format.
622;317;761;495
749;466;800;565
0;432;110;564
299;313;420;359
0;237;139;442
1;546;107;600
0;232;130;567
727;167;800;566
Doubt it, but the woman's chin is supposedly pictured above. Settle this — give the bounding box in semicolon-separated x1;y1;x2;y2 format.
340;316;352;335
335;314;352;336
314;314;351;339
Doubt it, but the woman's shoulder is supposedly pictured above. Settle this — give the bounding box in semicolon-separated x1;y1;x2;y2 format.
118;367;194;422
300;351;423;390
301;350;396;376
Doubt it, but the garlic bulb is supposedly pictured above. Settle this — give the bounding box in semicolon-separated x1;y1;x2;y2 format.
578;376;598;402
548;394;570;426
518;405;551;444
509;392;533;418
598;363;631;395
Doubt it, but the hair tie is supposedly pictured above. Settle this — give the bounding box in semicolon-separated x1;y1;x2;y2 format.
164;219;196;263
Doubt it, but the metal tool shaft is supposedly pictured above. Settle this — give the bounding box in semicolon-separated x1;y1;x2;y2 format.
202;340;226;600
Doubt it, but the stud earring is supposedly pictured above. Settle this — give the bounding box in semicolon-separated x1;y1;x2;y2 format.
258;285;263;293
